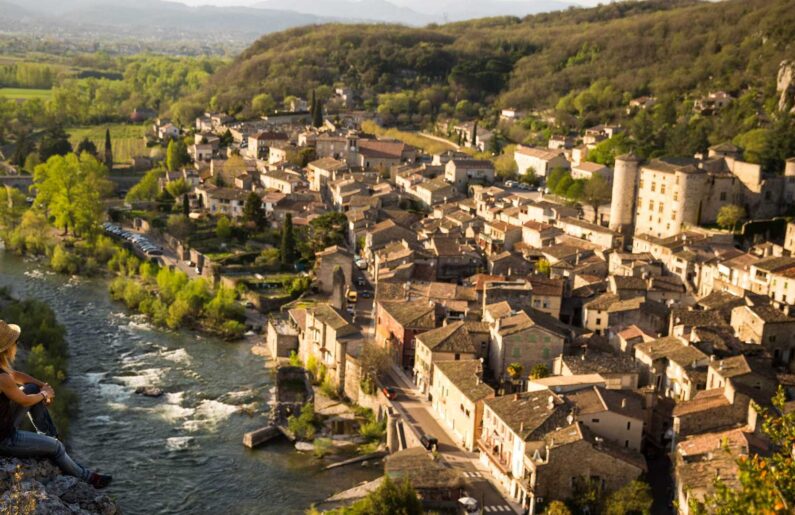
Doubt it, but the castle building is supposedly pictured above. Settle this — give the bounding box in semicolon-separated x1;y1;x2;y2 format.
608;147;795;242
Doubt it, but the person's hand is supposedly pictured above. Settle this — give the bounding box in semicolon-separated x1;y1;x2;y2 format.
42;385;55;404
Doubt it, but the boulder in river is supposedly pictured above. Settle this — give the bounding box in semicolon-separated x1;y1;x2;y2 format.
295;442;314;452
134;386;164;397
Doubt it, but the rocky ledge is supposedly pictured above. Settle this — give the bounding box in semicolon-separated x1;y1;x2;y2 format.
0;457;119;514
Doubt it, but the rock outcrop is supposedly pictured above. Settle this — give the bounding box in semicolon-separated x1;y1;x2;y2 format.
0;457;119;514
777;60;795;113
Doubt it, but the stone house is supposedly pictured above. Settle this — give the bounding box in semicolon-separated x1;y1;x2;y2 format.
375;300;437;369
556;217;624;250
413;321;481;396
413;176;458;208
430;359;495;452
445;159;495;193
570;161;612;182
564;386;644;451
478;390;568;501
303;304;361;391
521;221;562;249
194;185;248;218
488;311;567;383
314;245;354;295
583;293;669;337
633;337;709;400
479;220;522;254
266;317;299;358
513;146;570;178
520;422;645;514
730;303;795;365
308;157;349;193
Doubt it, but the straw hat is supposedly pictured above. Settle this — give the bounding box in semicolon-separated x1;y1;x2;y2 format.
0;321;21;354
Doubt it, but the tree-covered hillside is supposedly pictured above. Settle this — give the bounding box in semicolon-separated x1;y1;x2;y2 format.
197;0;794;130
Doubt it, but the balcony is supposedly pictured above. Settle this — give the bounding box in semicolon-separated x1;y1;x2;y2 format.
477;438;511;475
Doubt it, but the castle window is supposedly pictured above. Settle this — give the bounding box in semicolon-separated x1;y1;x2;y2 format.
661;184;666;194
720;191;727;201
651;182;656;192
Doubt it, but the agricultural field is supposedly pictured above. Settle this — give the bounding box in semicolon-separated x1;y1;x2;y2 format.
68;124;150;165
0;87;52;101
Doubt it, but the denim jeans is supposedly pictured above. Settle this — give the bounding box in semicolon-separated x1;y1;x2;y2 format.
0;384;89;481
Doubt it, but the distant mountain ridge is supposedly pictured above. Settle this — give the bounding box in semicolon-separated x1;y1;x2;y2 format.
0;0;335;44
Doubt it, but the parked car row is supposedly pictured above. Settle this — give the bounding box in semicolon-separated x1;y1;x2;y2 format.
104;223;163;257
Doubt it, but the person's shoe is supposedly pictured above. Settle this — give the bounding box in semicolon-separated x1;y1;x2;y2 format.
88;472;113;489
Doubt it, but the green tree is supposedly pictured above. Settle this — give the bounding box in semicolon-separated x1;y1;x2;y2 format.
215;215;232;239
281;213;296;268
0;185;27;230
38;126;72;162
716;204;746;231
554;173;574;197
182;193;190;217
536;258;551;275
166;139;189;172
699;388;795;514
529;363;550;379
75;137;97;157
103;128;113;170
166;214;192;240
126;168;163;202
604;480;652;515
312;97;324;128
320;476;422;515
546;167;568;192
243;192;266;229
582;174;612;222
165;178;190;198
252;93;276;115
23;152;40;174
506;362;523;380
544;501;572;515
33;153;110;236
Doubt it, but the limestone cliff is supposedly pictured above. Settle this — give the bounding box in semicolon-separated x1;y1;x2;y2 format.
0;457;119;514
777;60;795;113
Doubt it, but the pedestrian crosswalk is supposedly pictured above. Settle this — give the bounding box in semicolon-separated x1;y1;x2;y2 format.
462;471;483;478
483;505;514;512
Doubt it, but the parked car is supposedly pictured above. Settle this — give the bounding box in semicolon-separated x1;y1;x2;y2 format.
360;290;372;299
346;305;355;315
505;180;517;188
355;258;367;270
420;434;438;451
346;289;358;303
381;386;397;400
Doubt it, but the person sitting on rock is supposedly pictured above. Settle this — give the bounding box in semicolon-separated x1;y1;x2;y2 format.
0;320;112;489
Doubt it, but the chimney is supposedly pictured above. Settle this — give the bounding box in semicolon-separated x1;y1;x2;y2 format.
621;398;627;409
514;393;520;401
520;421;524;433
547;395;555;410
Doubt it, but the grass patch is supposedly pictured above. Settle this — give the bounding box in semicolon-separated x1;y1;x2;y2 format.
361;120;456;155
0;87;52;101
67;123;148;165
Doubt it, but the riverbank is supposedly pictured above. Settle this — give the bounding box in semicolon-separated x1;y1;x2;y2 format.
0;252;381;514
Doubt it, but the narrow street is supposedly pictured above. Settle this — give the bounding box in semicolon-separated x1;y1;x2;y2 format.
382;369;520;514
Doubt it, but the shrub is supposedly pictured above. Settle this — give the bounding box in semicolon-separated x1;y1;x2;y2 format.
313;437;333;458
288;350;302;367
359;418;386;442
287;403;318;440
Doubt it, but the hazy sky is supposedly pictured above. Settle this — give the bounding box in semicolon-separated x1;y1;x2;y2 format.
176;0;602;6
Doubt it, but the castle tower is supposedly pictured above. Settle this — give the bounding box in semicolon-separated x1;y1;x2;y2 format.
609;153;640;233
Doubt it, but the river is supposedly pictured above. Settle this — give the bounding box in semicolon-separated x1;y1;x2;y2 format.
0;252;379;514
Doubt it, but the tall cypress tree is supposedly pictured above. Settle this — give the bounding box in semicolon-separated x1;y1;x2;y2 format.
309;90;316;117
104;128;113;171
312;97;323;128
182;193;190;217
281;213;296;268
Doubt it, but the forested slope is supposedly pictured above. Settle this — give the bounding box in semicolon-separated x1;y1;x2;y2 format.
200;0;794;124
